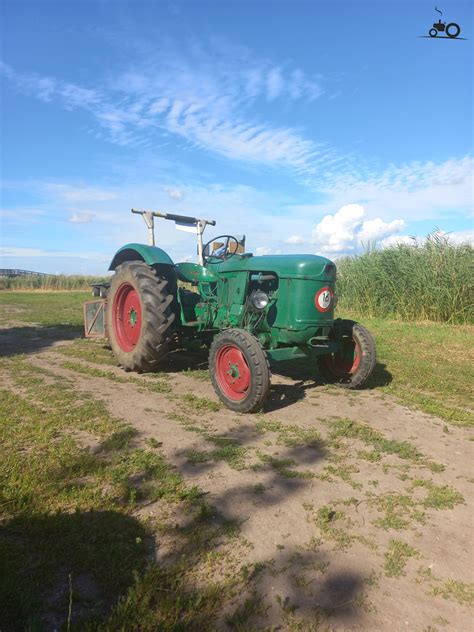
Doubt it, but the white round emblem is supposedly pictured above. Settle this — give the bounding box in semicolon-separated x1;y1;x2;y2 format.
315;287;333;312
318;290;331;310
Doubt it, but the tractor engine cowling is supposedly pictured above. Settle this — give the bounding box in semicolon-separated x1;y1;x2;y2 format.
216;254;337;345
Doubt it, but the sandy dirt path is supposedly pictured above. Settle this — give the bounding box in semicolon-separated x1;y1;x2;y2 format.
17;335;472;632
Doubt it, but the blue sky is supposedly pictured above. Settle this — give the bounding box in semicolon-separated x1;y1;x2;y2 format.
1;0;473;274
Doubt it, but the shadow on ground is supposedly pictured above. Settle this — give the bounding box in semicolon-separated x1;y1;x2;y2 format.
0;418;367;630
0;510;152;631
0;325;83;356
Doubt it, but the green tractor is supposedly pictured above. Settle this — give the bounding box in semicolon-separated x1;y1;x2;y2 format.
84;209;376;413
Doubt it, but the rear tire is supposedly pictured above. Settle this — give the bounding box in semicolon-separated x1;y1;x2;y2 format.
318;319;376;389
209;328;271;413
446;22;460;38
107;261;176;372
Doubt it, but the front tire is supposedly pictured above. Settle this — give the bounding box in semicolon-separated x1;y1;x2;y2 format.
107;261;176;372
209;329;271;413
318;319;376;389
429;28;438;37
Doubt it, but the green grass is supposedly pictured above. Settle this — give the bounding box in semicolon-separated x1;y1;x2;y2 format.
322;418;444;472
384;540;419;577
255;417;325;450
410;479;465;509
0;358;245;629
56;339;117;365
431;580;474;606
0;290;90;326
340;314;474;426
186;435;248;470
252;451;315;479
417;567;474;606
336;233;473;324
61;360;172;393
313;506;355;550
181;393;221;411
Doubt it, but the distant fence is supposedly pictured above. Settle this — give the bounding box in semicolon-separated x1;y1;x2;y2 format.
0;269;51;278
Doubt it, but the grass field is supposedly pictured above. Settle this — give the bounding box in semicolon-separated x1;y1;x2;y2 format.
1;291;473;630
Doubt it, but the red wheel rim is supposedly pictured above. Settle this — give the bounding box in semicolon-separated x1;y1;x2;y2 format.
112;282;142;352
325;337;361;378
215;344;251;401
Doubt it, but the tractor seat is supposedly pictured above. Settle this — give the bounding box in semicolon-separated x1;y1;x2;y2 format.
175;262;218;284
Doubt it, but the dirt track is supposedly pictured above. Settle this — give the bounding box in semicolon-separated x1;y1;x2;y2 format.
2;324;473;631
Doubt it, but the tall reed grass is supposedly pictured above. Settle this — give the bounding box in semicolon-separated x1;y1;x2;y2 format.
0;274;110;291
336;232;473;324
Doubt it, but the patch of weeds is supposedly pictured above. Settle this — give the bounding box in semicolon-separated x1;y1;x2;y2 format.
410;479;465;509
181;393;220;412
313;506;355;550
167;411;208;434
319;464;362;490
61;361;172;393
101;427;138;451
252;483;266;495
55;340;116;365
431;580;474;606
417;566;474;606
225;592;268;629
105;448;202;505
354;592;377;613
384;540;419;577
186;436;248;471
146;437;162;449
357;449;382;463
252;452;314;479
366;491;425;530
255;418;325;451
62;361;128;383
322;418;444;472
183;368;211;382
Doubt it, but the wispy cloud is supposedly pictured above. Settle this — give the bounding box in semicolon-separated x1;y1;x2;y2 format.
1;40;328;175
0;246;108;260
43;183;119;203
68;212;94;224
295;155;474;221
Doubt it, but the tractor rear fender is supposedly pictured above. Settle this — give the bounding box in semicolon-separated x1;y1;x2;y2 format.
109;243;174;271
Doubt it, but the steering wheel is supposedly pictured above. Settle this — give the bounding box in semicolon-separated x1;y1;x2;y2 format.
203;235;240;264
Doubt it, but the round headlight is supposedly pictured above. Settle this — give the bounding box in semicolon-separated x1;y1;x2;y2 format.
251;290;269;310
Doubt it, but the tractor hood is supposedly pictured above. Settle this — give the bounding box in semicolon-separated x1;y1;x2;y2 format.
216;254;335;279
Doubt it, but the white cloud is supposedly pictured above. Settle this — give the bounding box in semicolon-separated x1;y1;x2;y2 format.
358;217;406;243
167;188;183;200
44;183;118;203
444;229;474;245
0;246;108;260
380;234;415;248
1;49;324;174
285;234;305;244
69;212;94;223
266;67;283;100
380;229;474;249
255;246;272;256
311;204;405;257
316;156;474;222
